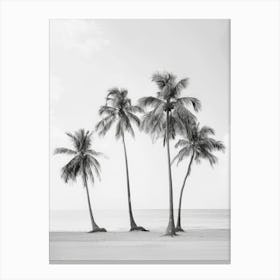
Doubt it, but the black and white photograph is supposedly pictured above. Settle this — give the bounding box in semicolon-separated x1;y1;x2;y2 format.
49;19;230;264
1;0;280;279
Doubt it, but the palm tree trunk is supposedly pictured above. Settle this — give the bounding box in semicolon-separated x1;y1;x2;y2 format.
165;109;176;236
83;175;99;231
122;133;138;229
175;150;195;232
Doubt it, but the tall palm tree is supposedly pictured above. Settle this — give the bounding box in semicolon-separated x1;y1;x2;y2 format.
173;121;225;232
139;72;201;236
54;129;106;233
95;88;148;232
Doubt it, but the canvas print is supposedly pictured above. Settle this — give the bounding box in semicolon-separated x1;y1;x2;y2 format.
50;19;230;264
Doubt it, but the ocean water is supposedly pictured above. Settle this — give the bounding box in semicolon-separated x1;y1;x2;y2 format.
50;209;230;232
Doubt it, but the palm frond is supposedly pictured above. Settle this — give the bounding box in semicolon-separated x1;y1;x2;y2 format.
80;160;88;187
86;164;95;185
123;98;131;109
200;149;218;166
95;114;116;136
127;111;141;127
151;72;168;90
189;97;201;112
138;96;164;108
127;105;144;114
172;104;197;136
141;108;165;135
115;119;123;139
122;114;135;137
107;87;121;99
61;155;81;183
152;72;177;99
199;126;215;137
88;155;101;181
163;114;179;142
194;152;201;164
120;88;128;99
73;129;85;150
206;139;225;152
65;132;79;150
98;105;117;116
176;97;201;112
87;149;106;158
106;88;122;107
79;130;92;151
172;146;192;165
174;139;189;148
53;147;76;155
174;78;189;97
214;140;226;152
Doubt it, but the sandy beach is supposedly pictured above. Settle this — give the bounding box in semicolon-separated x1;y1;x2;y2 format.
49;229;230;264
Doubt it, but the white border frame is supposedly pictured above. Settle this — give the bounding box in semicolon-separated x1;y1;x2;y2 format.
0;0;279;279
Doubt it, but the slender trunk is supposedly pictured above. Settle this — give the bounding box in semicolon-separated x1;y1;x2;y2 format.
176;150;195;231
122;133;137;229
165;109;176;236
83;176;99;230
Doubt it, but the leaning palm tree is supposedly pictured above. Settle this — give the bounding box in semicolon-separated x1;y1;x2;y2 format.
54;129;106;233
95;88;148;232
139;72;201;236
173;121;225;232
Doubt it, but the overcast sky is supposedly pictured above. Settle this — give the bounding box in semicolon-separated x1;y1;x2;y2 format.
50;19;230;211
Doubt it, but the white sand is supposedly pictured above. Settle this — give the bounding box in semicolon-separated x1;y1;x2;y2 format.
49;229;230;264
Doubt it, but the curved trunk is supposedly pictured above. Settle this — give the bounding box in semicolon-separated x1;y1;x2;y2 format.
122;133;137;229
175;150;195;231
165;109;176;236
83;176;99;231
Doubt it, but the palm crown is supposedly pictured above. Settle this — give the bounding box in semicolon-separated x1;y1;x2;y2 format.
173;122;225;166
54;129;102;185
95;88;143;138
138;72;201;143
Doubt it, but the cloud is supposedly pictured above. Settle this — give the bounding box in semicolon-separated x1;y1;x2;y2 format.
51;20;110;58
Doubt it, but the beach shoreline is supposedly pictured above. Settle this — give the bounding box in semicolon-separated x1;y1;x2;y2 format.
49;229;230;264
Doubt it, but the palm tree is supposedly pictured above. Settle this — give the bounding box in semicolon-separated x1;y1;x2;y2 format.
172;121;225;232
54;129;106;233
139;72;201;236
95;88;148;232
